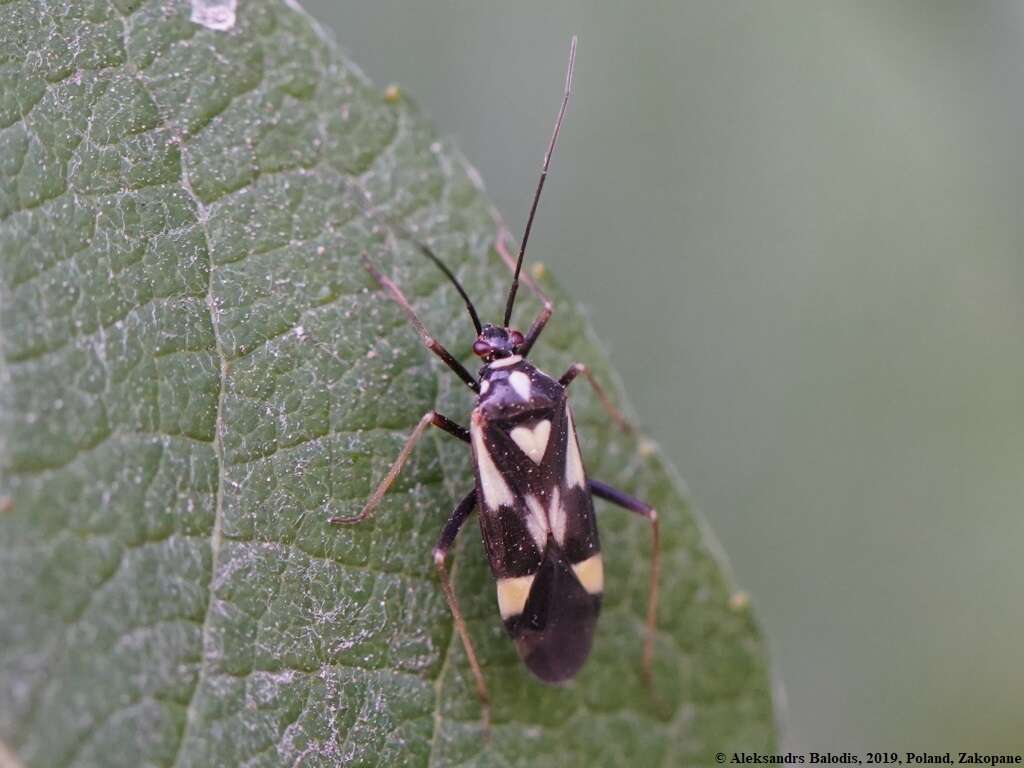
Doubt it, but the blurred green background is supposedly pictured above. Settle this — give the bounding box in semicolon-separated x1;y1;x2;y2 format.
302;0;1024;752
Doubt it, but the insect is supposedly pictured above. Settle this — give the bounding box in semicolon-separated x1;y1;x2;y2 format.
329;37;660;725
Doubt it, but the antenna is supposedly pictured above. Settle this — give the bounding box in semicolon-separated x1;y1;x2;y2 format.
373;215;484;336
502;35;577;327
412;240;482;334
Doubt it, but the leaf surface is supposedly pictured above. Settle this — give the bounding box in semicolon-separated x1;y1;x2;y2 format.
0;1;775;765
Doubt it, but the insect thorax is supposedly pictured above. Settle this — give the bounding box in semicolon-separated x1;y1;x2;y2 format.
474;356;563;423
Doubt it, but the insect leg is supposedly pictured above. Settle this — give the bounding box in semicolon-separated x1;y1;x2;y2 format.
328;411;469;526
559;363;635;434
588;478;660;686
361;255;479;392
433;489;491;731
495;226;553;356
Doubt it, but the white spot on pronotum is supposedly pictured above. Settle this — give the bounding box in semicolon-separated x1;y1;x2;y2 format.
510;420;551;464
572;554;604;594
564;404;586;489
488;355;521;369
190;0;236;31
523;494;549;551
508;370;532;401
471;414;514;509
480;379;490;394
496;574;535;619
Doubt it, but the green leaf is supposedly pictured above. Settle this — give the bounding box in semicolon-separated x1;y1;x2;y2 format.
0;1;775;765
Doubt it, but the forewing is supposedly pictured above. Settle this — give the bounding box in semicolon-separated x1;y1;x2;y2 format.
471;396;600;578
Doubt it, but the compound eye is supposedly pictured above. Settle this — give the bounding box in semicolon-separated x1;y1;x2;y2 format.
473;339;491;357
509;330;525;347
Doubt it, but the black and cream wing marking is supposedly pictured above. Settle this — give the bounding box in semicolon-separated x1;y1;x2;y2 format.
470;359;603;682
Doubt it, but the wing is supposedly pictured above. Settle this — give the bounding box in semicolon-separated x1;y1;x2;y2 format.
471;395;600;573
470;394;604;682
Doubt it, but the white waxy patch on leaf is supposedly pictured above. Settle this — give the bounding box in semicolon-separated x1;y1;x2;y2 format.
508;370;532;400
190;0;237;31
572;554;604;595
472;416;514;509
510;420;551;464
496;574;535;619
564;405;587;489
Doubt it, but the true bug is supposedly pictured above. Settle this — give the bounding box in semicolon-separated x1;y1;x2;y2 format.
329;37;660;725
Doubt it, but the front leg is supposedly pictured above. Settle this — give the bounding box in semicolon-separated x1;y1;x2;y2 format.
328;410;469;526
589;479;660;686
361;255;479;392
560;363;635;434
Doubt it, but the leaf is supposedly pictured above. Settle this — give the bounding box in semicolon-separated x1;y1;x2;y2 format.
0;1;776;766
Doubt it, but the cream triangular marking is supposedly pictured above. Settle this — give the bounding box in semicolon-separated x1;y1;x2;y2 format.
471;417;514;509
496;574;535;619
508;370;532;400
523;493;549;550
548;487;566;545
564;404;586;489
572;554;604;595
510;420;551;464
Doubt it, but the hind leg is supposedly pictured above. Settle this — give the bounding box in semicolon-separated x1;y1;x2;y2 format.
433;489;491;732
589;479;659;685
